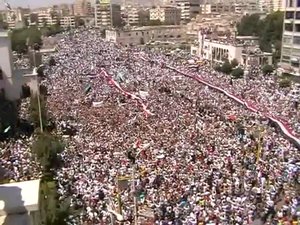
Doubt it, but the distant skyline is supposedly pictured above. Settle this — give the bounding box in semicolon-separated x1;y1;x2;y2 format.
0;0;75;9
0;0;152;10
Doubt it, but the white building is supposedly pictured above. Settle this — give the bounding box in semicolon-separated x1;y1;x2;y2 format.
0;179;40;225
0;31;40;101
196;32;272;66
106;25;185;47
280;0;300;75
60;16;76;28
150;6;181;25
175;0;200;22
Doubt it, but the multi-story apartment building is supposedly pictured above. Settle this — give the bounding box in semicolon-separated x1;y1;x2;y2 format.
200;0;259;14
4;7;30;29
125;6;139;25
150;6;181;25
60;16;76;28
74;0;92;17
258;0;284;12
37;9;59;27
175;0;200;22
95;0;122;28
280;0;300;75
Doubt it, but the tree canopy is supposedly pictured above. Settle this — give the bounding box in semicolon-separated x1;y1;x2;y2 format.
231;67;244;79
237;11;283;61
10;26;42;54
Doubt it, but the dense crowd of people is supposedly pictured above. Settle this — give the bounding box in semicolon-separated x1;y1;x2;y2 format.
0;28;299;225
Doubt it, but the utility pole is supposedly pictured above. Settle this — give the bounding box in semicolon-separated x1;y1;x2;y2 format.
132;164;138;225
33;49;44;133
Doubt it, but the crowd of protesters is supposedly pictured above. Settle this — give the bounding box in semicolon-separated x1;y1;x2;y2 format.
0;28;299;225
175;59;300;136
40;30;300;224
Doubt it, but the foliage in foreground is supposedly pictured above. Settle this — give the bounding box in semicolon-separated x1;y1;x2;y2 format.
236;11;283;63
29;95;48;129
31;132;64;172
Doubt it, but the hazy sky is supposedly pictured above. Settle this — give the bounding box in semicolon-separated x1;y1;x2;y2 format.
0;0;75;9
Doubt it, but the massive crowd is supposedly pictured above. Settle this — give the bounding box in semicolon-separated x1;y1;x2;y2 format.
0;29;300;225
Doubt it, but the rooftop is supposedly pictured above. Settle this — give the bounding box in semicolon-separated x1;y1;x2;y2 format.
0;31;8;38
0;179;40;216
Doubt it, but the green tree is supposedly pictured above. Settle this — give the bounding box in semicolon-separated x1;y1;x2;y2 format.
262;64;274;75
279;78;291;88
231;67;244;79
259;11;283;53
40;181;76;225
236;14;261;36
221;60;232;74
214;64;222;72
49;56;56;66
11;27;42;54
231;58;239;68
29;94;48;129
31;132;64;172
237;11;283;55
75;17;85;27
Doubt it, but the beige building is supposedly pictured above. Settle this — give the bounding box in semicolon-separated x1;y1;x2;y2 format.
74;0;92;17
150;6;181;25
106;25;186;47
175;0;200;22
195;33;272;66
280;0;300;75
60;16;76;28
36;9;59;27
95;0;122;28
200;0;259;14
0;180;40;225
125;6;139;25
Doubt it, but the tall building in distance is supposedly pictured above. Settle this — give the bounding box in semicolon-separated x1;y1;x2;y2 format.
74;0;92;17
150;6;181;25
280;0;300;75
95;0;122;28
175;0;200;22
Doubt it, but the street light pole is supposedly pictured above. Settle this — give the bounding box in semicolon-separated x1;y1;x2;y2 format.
33;49;43;133
132;164;138;225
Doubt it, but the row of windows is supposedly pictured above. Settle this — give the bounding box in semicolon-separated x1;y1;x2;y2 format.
125;32;181;38
283;35;300;45
285;11;300;19
286;0;300;7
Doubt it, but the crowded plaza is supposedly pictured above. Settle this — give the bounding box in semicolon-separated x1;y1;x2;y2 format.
1;28;300;224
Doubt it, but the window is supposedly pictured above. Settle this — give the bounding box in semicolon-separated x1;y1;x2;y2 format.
285;23;293;31
286;11;294;19
282;55;291;60
293;36;300;44
0;69;2;80
283;35;292;44
297;0;300;7
282;47;291;54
